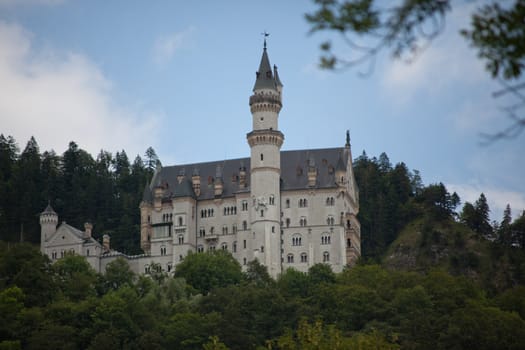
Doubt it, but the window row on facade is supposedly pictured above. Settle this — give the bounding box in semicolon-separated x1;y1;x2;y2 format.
283;197;336;209
282;216;335;227
286;251;330;263
289;233;332;246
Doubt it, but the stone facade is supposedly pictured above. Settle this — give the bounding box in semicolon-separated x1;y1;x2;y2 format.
40;45;360;277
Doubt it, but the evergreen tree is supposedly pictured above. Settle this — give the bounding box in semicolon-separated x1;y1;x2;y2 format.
0;135;19;241
13;137;42;242
475;193;492;238
498;204;513;246
144;147;159;173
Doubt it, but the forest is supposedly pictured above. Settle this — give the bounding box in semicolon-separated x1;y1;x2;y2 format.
1;135;525;349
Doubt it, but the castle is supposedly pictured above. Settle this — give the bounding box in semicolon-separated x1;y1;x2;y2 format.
40;43;361;277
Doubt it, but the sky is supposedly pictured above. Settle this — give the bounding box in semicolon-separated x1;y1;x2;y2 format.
0;0;523;222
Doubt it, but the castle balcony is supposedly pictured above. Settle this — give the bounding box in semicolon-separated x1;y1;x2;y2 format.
205;234;218;242
249;94;282;107
246;129;284;147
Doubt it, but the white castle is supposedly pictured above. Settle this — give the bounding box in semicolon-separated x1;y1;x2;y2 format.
40;43;361;277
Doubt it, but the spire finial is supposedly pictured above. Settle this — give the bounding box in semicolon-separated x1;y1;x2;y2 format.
261;31;269;49
346;130;350;147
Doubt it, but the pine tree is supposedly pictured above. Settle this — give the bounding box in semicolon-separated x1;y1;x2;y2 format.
498;204;513;246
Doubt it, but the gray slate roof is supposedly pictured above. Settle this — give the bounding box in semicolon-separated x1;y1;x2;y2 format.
143;147;348;202
41;203;57;215
253;48;279;91
56;222;100;245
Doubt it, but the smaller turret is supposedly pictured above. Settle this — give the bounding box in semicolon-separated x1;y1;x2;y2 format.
40;203;58;246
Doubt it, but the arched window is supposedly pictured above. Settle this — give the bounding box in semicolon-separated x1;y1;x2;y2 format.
286;218;290;227
323;251;330;262
260;153;264;161
160;245;166;255
178;234;184;245
221;243;228;251
300;217;307;227
210;227;215;235
178;217;183;226
269;195;275;205
304;199;308;207
301;252;308;263
347;238;352;248
233;241;237;253
287;254;294;263
299;199;303;207
292;234;302;246
243;221;247;230
197;245;204;253
285;199;290;208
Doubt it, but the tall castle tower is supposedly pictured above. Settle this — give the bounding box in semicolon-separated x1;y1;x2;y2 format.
247;39;284;277
39;203;58;253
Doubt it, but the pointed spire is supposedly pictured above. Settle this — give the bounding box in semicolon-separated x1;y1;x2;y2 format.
253;34;278;92
42;201;57;215
345;130;350;148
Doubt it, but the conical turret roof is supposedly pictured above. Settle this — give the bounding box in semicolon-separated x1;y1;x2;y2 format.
41;202;57;215
253;47;278;91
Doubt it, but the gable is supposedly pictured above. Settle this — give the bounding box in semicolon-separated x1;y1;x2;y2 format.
48;224;84;247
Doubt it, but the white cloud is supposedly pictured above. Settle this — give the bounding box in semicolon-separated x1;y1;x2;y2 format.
152;27;195;66
381;2;487;105
0;21;161;158
447;183;525;222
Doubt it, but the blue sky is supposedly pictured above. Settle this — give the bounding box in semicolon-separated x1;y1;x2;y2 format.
1;0;523;222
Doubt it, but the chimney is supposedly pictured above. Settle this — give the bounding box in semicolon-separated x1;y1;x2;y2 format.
103;234;110;252
84;222;93;239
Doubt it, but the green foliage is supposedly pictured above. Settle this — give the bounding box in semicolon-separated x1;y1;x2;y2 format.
0;243;56;306
53;253;98;301
0;135;155;254
306;0;524;83
353;153;416;260
461;1;525;80
175;251;242;295
0;244;524;350
100;257;135;292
